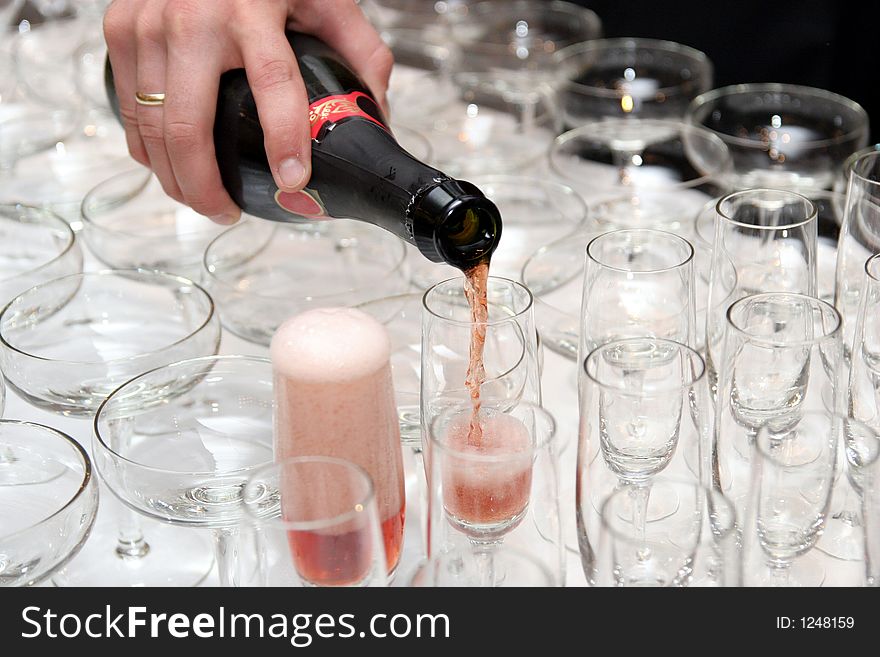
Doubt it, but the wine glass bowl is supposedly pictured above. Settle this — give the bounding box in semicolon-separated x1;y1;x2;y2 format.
93;356;274;528
687;83;870;194
0;419;98;586
581;228;696;354
203;220;409;346
81;167;227;279
556;38;713;125
412;78;559;177
423;401;563;586
0;203;82;306
0;270;221;416
549;119;731;231
451;0;602;87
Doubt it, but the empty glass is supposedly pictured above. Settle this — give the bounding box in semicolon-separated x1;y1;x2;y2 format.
451;0;602;91
849;254;880;433
92;356;274;587
408;175;588;288
714;294;843;528
0;203;82;307
81;167;227;279
416;401;562;586
556;38;713;126
410;78;560;177
835;151;880;357
549;120;731;231
0;419;98;586
239;456;388;587
706;189;818;392
577;338;710;585
842;418;880;586
687;83;869;194
0;270;221;415
203;220;408;346
580;229;696;357
741;412;838;587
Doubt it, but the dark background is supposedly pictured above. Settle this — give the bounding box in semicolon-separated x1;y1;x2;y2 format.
576;0;880;141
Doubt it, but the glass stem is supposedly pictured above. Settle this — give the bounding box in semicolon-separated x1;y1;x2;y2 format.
630;482;651;544
768;559;792;587
474;545;497;587
213;527;239;587
115;510;150;559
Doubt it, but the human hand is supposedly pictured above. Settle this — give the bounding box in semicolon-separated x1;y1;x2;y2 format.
104;0;393;224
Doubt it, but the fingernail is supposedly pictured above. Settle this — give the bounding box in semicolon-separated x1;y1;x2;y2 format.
210;212;240;225
278;158;306;190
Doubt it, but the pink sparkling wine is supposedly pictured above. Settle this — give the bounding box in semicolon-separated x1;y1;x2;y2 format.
442;411;533;539
271;308;406;575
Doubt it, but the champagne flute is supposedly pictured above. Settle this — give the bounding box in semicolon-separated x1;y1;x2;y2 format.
741;411;838;587
842;418;880;586
714;293;843;520
577;337;710;584
706;189;818;394
835;151;880;361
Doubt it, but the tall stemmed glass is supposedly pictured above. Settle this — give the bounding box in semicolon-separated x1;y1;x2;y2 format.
577;338;710;585
580;229;696;359
841;254;880;566
714;294;843;517
849;254;880;432
835;151;880;359
418;400;562;586
840;418;880;586
741;411;838;587
0;270;221;586
706;189;818;394
93;356;274;587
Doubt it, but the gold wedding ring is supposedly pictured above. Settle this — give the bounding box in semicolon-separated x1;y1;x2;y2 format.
135;91;166;107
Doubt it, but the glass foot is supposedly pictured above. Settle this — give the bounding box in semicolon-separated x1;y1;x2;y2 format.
592;481;681;522
750;552;826;587
52;515;215;587
816;515;864;562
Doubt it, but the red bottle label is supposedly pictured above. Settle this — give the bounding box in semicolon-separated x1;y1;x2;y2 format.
307;91;386;140
274;188;329;219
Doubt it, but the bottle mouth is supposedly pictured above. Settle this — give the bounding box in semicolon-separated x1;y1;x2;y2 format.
435;201;501;268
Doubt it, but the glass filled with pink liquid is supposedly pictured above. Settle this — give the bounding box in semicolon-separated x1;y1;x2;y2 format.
239;456;388;587
415;401;563;587
271;307;406;577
